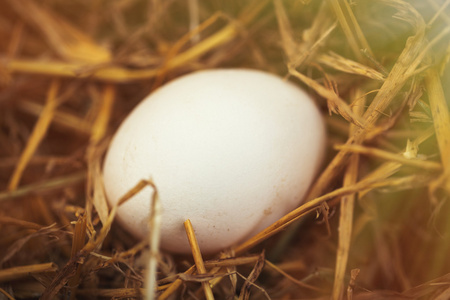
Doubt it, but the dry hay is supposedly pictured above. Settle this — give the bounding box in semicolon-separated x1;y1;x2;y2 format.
0;0;450;299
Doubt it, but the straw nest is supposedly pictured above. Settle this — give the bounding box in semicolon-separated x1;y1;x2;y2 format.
0;0;449;299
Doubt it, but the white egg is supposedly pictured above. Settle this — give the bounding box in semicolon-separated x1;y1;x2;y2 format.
103;69;326;254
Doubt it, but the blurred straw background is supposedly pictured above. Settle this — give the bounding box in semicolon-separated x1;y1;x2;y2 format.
0;0;449;299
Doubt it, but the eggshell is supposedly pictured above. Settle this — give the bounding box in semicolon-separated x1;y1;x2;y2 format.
103;69;326;254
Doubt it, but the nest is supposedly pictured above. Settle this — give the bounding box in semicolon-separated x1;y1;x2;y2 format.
0;0;449;299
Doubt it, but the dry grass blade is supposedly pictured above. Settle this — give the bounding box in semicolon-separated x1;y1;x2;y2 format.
328;0;374;61
6;59;160;82
275;0;338;71
190;253;234;299
402;272;450;298
234;173;432;254
165;0;267;71
116;180;153;207
187;0;200;44
265;260;321;291
7;79;60;191
428;0;450;26
289;68;365;128
89;158;109;226
40;258;79;300
217;252;238;295
359;5;426;131
332;93;363;300
67;214;86;291
238;251;265;300
0;263;58;283
189;251;255;299
426;68;450;195
435;286;450;300
308;0;428;199
6;0;267;83
89;84;115;145
1;224;59;266
424;68;450;279
318;52;385;81
6;0;111;63
16;100;91;135
77;288;144;297
40;179;152;298
347;269;360;300
274;0;297;59
98;239;148;269
0;216;43;230
184;219;214;300
0;155;75;169
0;171;86;202
146;180;161;300
86;84;115;227
334;144;442;171
328;0;362;61
225;252;238;296
158;266;195;300
90;179;153;251
0;288;14;300
154;11;224;86
357;126;435;198
339;0;374;58
294;2;337;69
341;0;374;57
204;255;260;268
178;271;236;283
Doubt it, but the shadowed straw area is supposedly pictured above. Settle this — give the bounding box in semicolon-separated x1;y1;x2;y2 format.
0;0;450;299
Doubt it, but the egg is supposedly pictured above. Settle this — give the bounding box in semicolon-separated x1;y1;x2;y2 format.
103;69;326;254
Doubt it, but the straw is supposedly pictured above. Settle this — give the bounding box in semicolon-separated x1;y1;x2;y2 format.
7;79;60;191
184;219;215;300
1;0;450;298
0;263;58;283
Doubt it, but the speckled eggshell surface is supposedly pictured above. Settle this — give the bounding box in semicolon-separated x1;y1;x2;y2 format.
103;69;326;254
